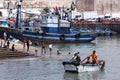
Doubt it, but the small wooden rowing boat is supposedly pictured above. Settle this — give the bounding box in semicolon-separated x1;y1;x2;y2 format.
62;61;105;73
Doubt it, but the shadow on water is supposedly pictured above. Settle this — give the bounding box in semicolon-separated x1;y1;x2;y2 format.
63;71;105;80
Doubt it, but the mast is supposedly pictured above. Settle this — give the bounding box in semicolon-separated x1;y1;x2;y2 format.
110;1;112;18
15;0;22;29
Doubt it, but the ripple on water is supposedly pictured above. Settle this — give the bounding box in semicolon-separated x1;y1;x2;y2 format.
0;36;120;80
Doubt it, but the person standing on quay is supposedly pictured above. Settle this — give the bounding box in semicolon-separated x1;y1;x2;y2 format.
0;38;3;47
41;42;46;54
49;44;52;55
26;40;30;52
3;31;7;46
23;40;26;51
7;39;10;48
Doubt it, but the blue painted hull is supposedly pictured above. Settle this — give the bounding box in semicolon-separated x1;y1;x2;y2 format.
42;27;70;34
0;27;96;43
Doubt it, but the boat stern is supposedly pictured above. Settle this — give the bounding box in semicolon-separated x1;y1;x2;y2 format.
63;61;78;72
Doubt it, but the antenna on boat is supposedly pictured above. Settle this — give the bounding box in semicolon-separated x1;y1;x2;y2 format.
15;0;22;29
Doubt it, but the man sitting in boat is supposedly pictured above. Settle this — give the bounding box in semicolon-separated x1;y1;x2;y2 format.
70;52;81;66
90;50;98;65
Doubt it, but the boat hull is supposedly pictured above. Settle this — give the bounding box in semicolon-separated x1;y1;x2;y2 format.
63;61;105;73
0;27;96;44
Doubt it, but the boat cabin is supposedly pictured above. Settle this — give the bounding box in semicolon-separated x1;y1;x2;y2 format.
41;14;70;34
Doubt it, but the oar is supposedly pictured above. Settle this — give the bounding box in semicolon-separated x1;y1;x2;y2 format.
97;60;105;71
95;59;102;70
80;56;90;63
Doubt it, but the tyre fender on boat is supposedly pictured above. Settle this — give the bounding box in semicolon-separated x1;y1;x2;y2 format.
60;34;65;40
75;33;80;38
35;31;39;35
41;32;46;36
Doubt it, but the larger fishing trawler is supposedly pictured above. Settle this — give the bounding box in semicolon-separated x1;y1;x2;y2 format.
0;1;96;44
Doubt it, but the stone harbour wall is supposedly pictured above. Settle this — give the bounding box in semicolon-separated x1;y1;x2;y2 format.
72;23;120;33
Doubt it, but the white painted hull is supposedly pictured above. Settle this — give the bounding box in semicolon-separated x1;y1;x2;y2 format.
63;61;105;73
78;65;100;72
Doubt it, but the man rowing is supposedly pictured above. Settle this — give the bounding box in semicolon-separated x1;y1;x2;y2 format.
89;50;105;70
90;50;98;64
70;52;81;66
81;50;98;65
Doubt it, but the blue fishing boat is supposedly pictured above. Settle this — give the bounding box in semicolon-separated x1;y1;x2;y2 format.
0;2;96;44
0;25;96;44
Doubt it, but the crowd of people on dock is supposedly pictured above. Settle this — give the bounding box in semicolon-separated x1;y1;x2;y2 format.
0;32;30;52
0;31;63;56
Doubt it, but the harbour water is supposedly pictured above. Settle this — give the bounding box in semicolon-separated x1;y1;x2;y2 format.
0;35;120;80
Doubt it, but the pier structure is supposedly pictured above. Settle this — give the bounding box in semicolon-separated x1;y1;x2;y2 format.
72;22;120;33
0;47;33;59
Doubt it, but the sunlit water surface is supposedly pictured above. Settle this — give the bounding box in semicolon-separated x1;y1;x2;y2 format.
0;35;120;80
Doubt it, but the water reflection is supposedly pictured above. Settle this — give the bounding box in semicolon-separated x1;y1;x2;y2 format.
1;35;120;80
54;42;96;49
64;71;105;80
53;42;96;54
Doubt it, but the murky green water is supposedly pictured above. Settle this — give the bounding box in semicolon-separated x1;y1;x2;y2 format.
0;35;120;80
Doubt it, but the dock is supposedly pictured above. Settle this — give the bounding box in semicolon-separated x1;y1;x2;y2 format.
72;23;120;33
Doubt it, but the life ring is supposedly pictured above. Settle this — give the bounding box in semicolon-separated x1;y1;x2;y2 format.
60;34;65;40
